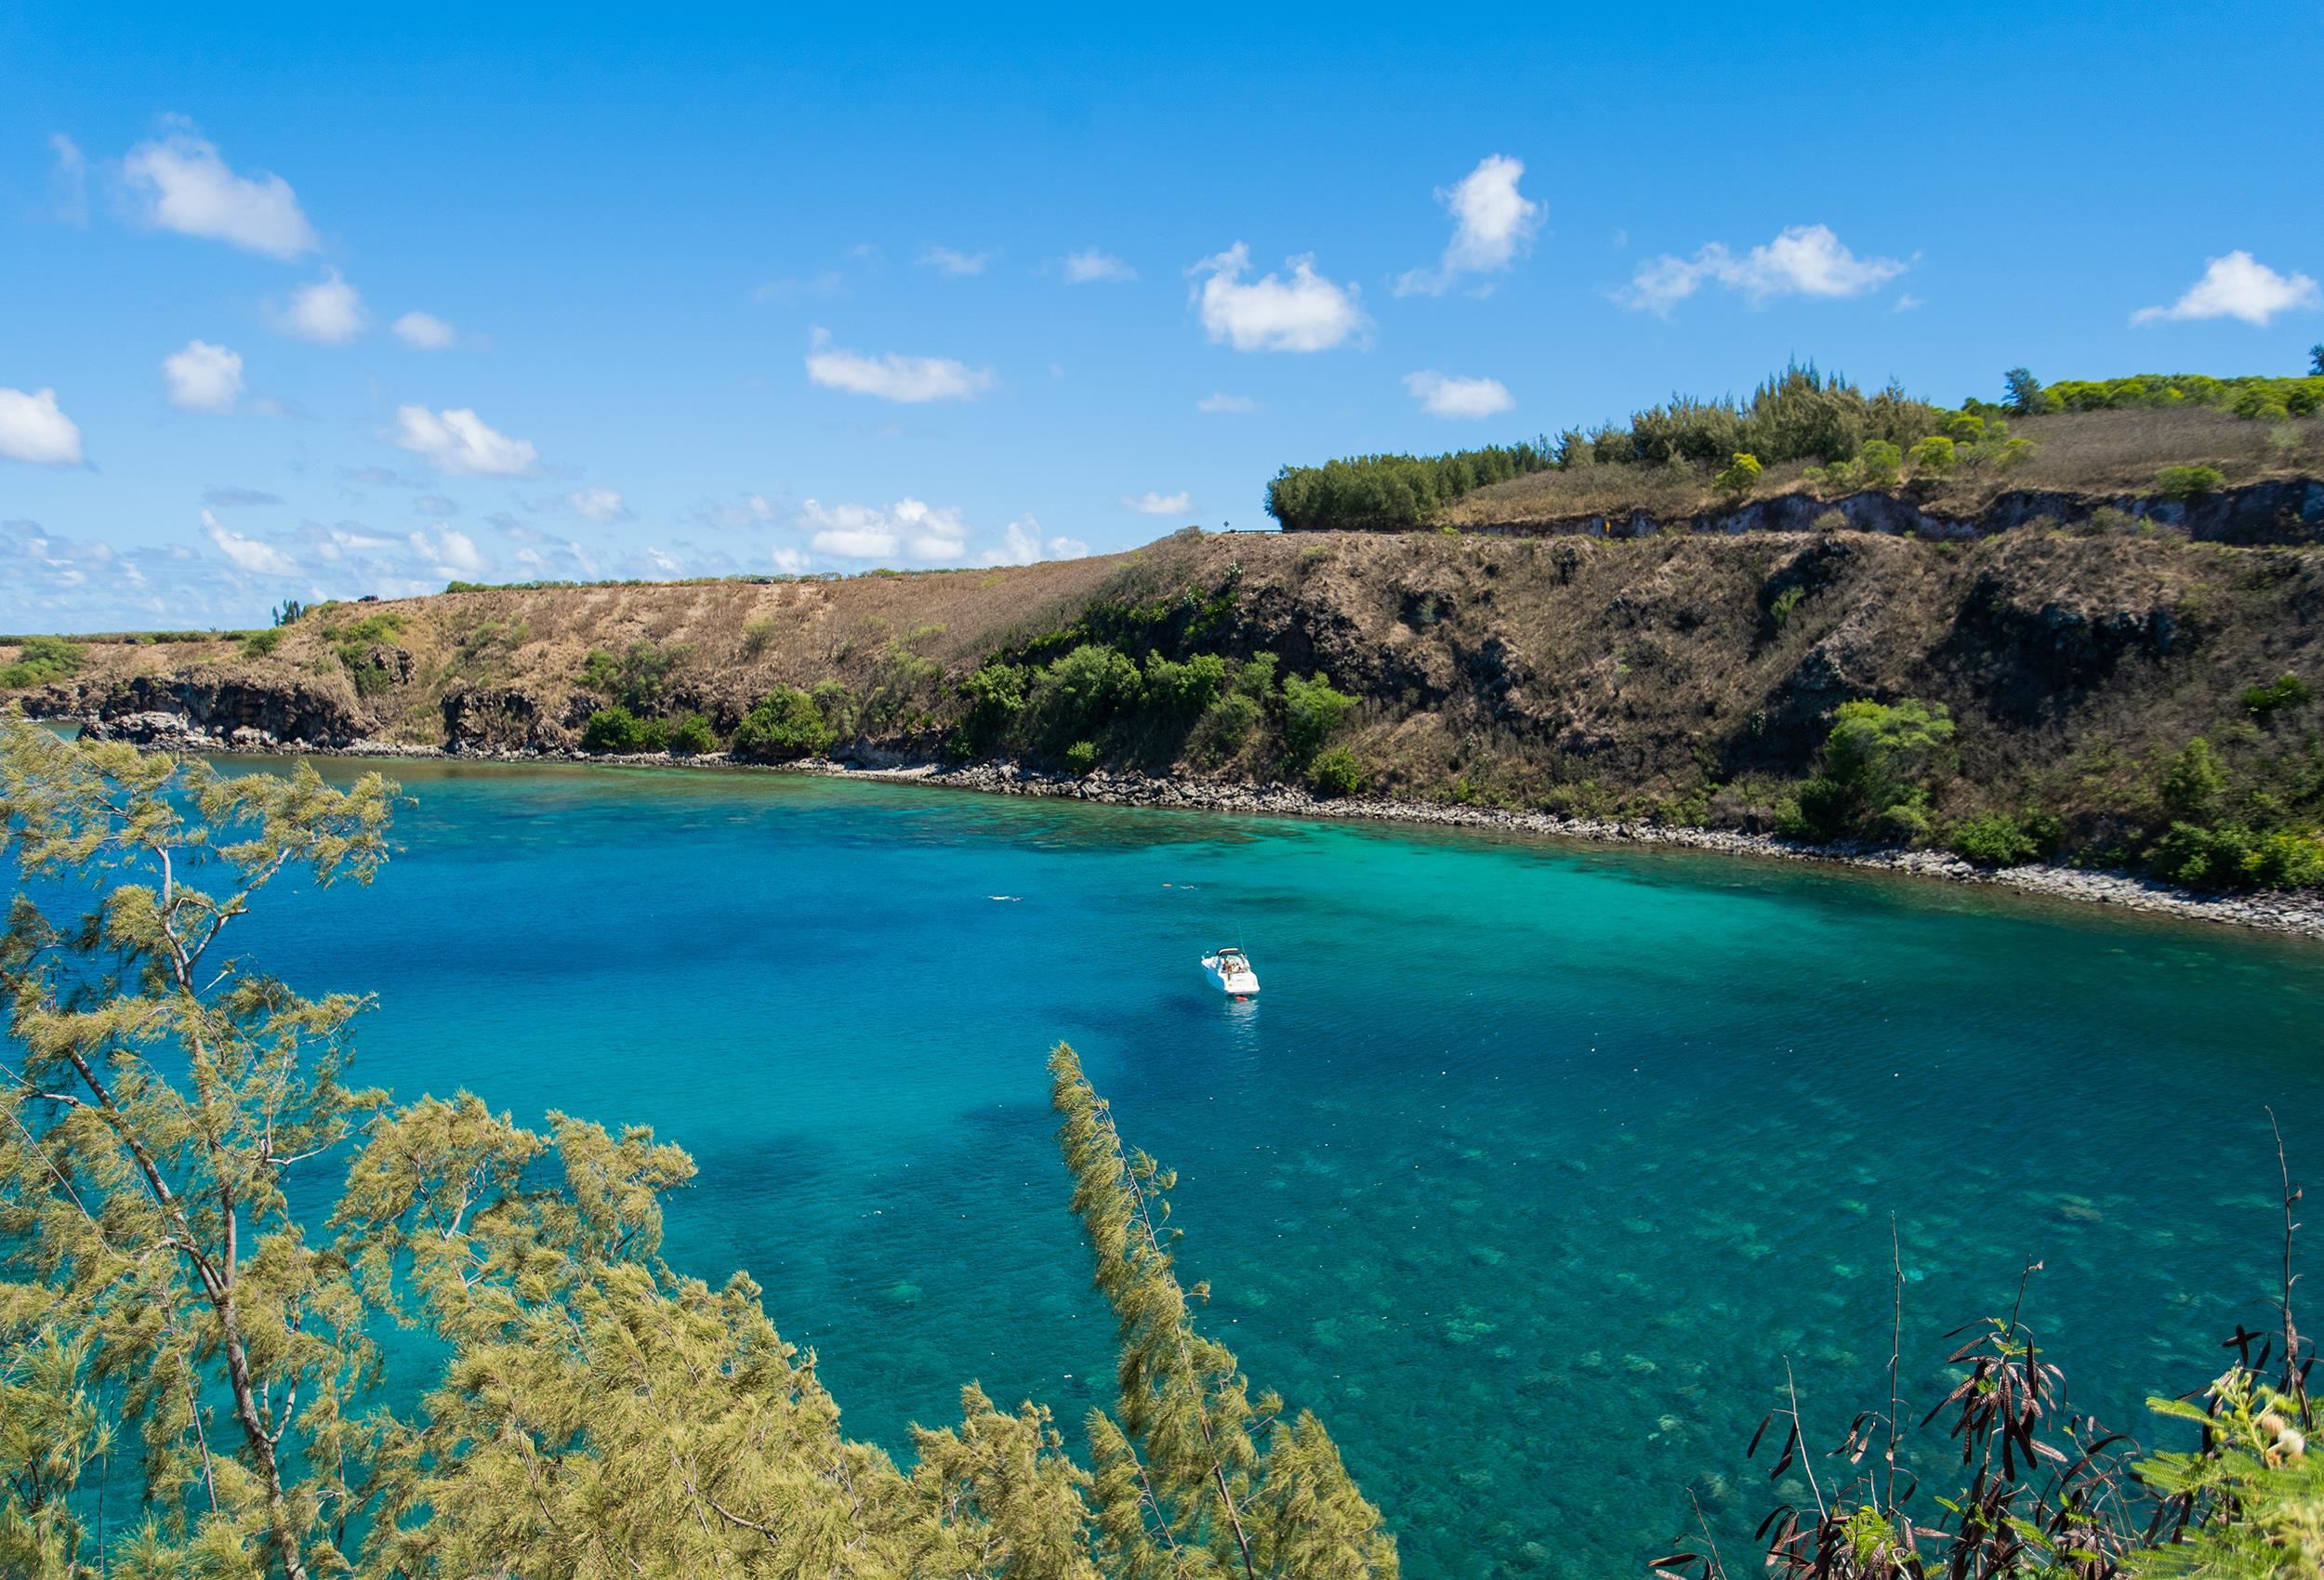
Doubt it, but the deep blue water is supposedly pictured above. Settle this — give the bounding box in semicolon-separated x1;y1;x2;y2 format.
211;759;2324;1578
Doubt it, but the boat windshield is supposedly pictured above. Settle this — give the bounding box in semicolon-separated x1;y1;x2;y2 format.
1217;950;1247;968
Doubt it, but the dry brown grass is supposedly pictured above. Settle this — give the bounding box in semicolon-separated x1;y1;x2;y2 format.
1443;408;2324;525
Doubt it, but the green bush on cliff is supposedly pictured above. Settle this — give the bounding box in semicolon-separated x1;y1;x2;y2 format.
239;627;284;660
1950;809;2064;867
0;636;86;690
2157;464;2227;502
1281;671;1358;762
664;712;720;756
2244;672;2315;717
732;686;836;759
1779;698;1956;844
579;705;668;753
1308;744;1367;797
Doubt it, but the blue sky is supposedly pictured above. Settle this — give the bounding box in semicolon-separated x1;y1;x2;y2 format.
2;2;2318;630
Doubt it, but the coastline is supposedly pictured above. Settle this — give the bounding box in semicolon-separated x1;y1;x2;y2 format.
243;734;2324;941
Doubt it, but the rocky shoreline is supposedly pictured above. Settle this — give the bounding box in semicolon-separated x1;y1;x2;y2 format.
123;719;2324;943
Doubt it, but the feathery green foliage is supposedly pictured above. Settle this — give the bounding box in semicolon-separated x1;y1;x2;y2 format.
1050;1044;1397;1580
0;718;396;1579
1264;442;1552;531
0;719;1393;1577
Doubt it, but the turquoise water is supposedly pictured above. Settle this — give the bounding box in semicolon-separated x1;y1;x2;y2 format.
220;760;2324;1578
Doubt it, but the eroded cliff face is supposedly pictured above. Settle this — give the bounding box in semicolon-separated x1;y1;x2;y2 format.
9;522;2321;832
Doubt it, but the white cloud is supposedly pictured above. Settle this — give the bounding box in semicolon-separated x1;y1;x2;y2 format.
392;405;539;476
0;388;85;466
1396;154;1542;296
920;246;990;276
1061;248;1137;283
202;509;298;575
979;516;1090;566
751;271;844;305
162;339;244;412
1125;491;1192;515
770;544;811;574
49;134;87;224
1188;244;1367;352
1405;370;1513;419
1198;392;1261;415
569;486;630;522
391;310;458;349
799;496;970;562
1893;293;1924;313
1617;224;1908;315
409;525;487;578
202;484;280;507
276;270;365;343
121;130;318;258
804;330;994;402
2133;251;2321;327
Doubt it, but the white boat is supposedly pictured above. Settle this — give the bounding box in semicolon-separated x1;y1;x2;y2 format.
1200;946;1260;998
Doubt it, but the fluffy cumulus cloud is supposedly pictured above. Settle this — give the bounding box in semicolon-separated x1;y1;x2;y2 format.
2133;251;2321;327
0;388;86;466
276;271;366;343
162;339;244;412
1061;248;1136;283
1404;371;1513;419
202;508;298;575
799;497;970;562
568;486;630;522
390;310;458;349
1197;392;1260;415
409;525;488;579
121;130;318;257
919;246;990;276
804;330;994;402
1125;490;1192;515
1188;244;1367;352
1618;224;1908;315
980;517;1090;567
1397;154;1542;296
392;405;539;476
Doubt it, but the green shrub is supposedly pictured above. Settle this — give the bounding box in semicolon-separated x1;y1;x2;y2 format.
665;713;719;756
732;687;836;760
578;640;692;712
1234;653;1278;700
1036;644;1142;739
0;636;86;690
2160;738;2229;825
1193;691;1262;758
1855;440;1903;488
1769;586;1807;629
1063;740;1099;776
1711;451;1763;499
2242;673;2313;717
2156;464;2227;502
1307;745;1366;797
1142;652;1228;718
579;706;667;754
1265;441;1554;529
1280;671;1357;761
2152;822;2324;890
740;617;777;658
1907;434;1956;476
1781;698;1956;843
239;627;284;661
1949;810;2061;867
